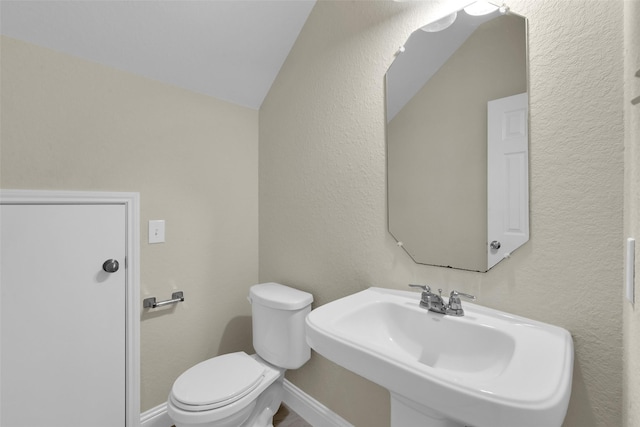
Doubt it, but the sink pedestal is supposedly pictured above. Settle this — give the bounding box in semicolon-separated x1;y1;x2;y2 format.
391;394;467;427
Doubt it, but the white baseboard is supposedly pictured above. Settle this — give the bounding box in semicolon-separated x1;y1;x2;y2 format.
282;379;353;427
139;379;352;427
140;402;172;427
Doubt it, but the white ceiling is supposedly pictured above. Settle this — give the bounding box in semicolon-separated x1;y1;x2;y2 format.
0;0;316;109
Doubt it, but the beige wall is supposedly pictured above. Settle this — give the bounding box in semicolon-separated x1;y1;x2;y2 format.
624;0;640;425
0;36;259;411
260;1;624;426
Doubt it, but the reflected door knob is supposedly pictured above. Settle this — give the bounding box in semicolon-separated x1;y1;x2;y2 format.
490;241;501;250
102;259;120;273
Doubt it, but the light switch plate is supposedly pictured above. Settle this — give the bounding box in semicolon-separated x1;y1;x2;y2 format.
626;237;635;304
149;220;165;244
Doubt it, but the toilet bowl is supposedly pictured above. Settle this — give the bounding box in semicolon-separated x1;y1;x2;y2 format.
167;283;313;427
168;353;284;427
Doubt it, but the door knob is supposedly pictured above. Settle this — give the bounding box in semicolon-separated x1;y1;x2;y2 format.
490;241;501;250
102;259;119;273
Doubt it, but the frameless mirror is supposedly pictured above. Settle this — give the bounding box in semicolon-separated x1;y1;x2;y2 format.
386;4;529;272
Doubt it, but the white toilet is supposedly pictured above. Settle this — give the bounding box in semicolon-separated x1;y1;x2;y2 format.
167;282;314;427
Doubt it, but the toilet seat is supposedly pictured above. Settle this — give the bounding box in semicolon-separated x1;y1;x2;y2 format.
171;352;265;412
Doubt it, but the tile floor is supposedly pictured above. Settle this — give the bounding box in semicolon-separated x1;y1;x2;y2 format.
273;404;313;427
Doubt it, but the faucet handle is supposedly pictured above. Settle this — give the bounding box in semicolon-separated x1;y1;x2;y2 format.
409;284;431;293
450;290;475;301
447;290;476;316
409;284;432;309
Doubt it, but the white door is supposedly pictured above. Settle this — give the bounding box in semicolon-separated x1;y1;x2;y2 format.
487;93;529;269
1;203;126;427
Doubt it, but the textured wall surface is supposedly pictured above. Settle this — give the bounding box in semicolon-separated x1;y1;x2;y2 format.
260;1;624;426
0;36;260;411
623;0;640;426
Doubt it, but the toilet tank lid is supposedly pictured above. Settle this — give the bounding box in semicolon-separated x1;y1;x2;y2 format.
249;283;313;310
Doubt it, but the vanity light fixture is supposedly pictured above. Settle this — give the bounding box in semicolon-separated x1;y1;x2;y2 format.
421;12;457;32
464;1;500;16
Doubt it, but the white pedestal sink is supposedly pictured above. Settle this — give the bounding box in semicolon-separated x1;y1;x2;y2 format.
305;287;574;427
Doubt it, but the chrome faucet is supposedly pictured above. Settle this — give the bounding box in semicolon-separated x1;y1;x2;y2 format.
408;284;475;316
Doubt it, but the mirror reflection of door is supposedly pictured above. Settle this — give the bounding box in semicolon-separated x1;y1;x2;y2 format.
487;93;529;269
386;8;529;272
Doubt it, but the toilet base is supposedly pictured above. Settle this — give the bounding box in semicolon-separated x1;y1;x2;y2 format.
239;376;284;427
171;379;283;427
172;400;256;427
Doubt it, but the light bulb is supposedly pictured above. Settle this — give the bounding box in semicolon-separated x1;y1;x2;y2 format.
464;1;499;16
421;12;457;33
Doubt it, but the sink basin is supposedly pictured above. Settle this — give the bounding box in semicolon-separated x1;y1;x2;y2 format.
306;287;574;427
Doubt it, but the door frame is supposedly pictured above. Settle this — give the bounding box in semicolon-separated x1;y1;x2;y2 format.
0;189;140;427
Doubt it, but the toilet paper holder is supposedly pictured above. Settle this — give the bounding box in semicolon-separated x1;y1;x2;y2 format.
143;291;184;309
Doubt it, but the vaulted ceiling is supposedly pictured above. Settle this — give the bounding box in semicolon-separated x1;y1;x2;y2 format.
0;0;316;109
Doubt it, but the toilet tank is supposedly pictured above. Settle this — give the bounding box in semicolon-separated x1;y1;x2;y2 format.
249;283;313;369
